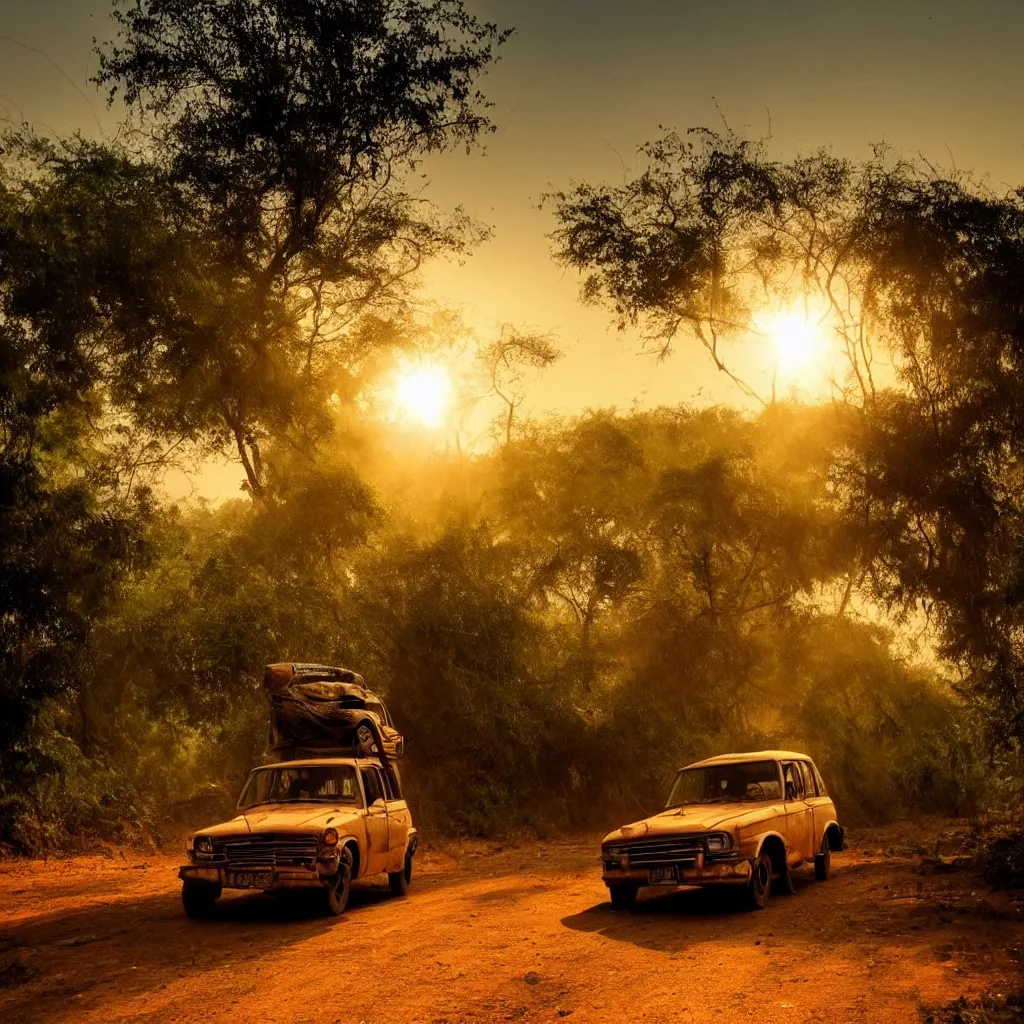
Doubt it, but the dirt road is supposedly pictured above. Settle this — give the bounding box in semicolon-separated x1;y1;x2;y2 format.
2;822;1022;1024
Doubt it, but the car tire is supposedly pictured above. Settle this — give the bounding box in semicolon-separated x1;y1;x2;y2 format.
776;856;796;895
324;848;353;916
389;849;413;897
745;853;772;910
608;884;638;910
814;834;832;881
355;721;378;756
181;881;220;919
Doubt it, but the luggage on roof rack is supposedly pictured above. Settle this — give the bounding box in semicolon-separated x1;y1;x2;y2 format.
264;663;405;762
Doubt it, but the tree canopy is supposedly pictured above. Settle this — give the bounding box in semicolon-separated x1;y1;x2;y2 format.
550;129;1024;750
0;5;1021;851
86;0;510;500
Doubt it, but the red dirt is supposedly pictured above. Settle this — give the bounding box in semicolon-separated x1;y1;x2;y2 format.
1;820;1022;1024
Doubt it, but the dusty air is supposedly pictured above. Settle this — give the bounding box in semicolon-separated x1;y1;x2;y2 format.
1;2;1023;1024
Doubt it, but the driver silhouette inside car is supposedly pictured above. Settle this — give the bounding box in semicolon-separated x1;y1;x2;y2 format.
712;772;746;801
285;770;309;801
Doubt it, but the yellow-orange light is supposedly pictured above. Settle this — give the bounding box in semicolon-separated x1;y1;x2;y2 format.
768;311;822;372
754;304;832;387
392;364;452;428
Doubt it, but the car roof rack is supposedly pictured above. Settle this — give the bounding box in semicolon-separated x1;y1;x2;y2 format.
264;662;367;689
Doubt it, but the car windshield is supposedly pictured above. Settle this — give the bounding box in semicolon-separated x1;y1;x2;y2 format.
238;765;360;809
665;760;781;807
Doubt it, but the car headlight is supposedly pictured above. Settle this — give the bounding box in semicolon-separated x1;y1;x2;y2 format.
603;844;627;858
194;836;214;856
705;833;732;852
322;828;339;847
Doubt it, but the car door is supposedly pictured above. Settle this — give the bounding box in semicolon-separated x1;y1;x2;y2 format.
359;765;390;875
780;760;813;864
381;765;412;873
805;760;835;853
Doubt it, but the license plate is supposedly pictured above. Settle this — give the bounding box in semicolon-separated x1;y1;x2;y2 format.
228;871;273;890
649;866;679;885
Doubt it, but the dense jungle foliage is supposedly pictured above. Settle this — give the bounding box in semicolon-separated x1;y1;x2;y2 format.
2;1;1023;852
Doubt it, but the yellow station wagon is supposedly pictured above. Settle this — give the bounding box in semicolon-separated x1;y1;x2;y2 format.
179;756;417;918
601;750;844;910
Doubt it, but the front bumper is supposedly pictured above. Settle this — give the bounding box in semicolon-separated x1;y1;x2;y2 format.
179;864;331;888
180;856;339;891
602;853;753;887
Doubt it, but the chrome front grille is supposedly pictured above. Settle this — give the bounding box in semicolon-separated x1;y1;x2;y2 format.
621;836;704;868
211;834;319;868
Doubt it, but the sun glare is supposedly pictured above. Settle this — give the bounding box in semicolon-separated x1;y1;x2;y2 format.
758;305;830;385
392;363;452;429
772;314;815;367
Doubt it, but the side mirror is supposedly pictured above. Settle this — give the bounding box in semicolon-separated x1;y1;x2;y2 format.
370;798;386;814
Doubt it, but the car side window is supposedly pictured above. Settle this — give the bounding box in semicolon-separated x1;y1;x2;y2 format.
381;767;395;800
782;762;804;801
812;763;829;797
361;767;384;806
797;761;816;797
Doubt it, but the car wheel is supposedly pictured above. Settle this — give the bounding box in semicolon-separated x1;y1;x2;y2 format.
814;834;832;881
608;884;638;910
181;881;221;919
389;849;413;897
746;853;772;910
355;722;377;756
324;848;353;916
776;855;796;895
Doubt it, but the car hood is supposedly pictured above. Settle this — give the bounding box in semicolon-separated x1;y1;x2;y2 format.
602;802;785;844
195;804;362;838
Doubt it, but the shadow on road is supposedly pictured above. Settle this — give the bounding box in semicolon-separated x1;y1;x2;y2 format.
208;878;397;922
1;877;398;942
0;877;410;1022
561;885;749;949
558;857;994;958
464;882;557;907
559;874;863;953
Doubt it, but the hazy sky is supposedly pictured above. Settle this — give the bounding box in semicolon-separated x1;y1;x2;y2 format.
3;0;1024;420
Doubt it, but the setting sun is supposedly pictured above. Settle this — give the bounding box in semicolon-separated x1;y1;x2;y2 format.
766;310;825;372
391;363;452;428
772;313;816;367
752;304;833;390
